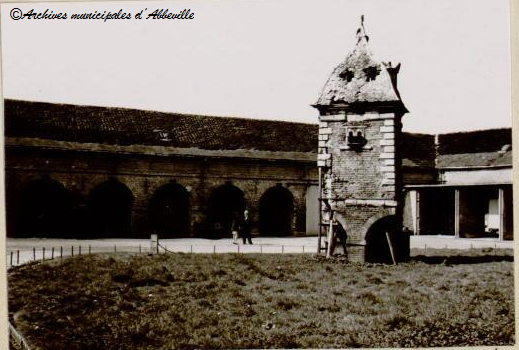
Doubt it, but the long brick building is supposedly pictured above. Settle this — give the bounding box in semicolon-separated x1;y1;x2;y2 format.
4;99;319;239
4;99;512;244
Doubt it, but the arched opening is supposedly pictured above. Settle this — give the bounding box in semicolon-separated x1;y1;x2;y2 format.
149;182;190;238
207;183;245;239
365;215;397;264
259;185;294;236
15;177;71;238
69;188;90;239
88;179;134;238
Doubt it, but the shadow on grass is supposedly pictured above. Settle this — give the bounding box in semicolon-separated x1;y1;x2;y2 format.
412;254;514;265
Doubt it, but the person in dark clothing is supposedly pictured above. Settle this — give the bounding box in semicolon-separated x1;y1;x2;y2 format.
335;220;347;256
241;209;253;244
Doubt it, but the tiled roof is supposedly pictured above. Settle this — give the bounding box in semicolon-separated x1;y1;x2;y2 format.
437;128;512;168
401;133;436;168
315;22;405;108
438;128;512;155
4;99;511;169
437;150;512;168
4;99;318;153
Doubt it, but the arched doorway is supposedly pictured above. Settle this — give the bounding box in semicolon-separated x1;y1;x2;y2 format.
259;185;294;236
149;182;190;238
364;215;397;263
88;179;134;238
207;183;246;238
15;177;71;238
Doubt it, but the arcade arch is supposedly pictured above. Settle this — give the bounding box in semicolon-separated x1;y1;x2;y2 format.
206;183;246;238
259;185;294;236
15;177;71;238
148;182;190;238
88;178;134;238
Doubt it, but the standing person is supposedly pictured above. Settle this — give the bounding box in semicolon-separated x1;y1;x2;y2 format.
231;211;240;245
241;209;253;244
335;220;347;256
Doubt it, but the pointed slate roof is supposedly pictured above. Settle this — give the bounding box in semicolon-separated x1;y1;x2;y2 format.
315;17;406;109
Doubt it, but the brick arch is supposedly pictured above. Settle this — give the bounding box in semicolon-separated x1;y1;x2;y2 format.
363;213;398;263
208;180;256;207
259;184;295;236
12;176;72;238
148;181;191;238
88;178;135;238
205;182;247;238
333;212;352;243
359;208;396;244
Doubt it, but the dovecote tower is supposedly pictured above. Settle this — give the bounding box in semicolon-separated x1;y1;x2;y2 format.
313;17;409;263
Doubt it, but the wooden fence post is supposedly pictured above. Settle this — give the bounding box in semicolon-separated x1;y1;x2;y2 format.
10;252;13;267
150;234;158;254
89;245;91;255
42;247;45;261
51;247;55;260
33;248;35;261
72;246;74;257
79;246;81;255
385;232;397;265
16;250;19;265
60;246;63;258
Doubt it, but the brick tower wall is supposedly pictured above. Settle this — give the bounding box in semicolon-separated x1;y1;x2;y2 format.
318;111;407;263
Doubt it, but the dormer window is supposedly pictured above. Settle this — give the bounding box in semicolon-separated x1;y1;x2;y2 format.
153;129;171;142
363;66;379;81
339;69;354;82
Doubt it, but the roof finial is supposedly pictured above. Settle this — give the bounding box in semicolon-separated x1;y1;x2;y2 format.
356;15;369;43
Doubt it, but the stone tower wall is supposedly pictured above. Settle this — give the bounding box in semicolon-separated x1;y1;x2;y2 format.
318;111;407;263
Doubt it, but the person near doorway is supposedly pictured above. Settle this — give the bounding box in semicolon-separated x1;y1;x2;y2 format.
335;220;347;256
231;211;240;244
241;209;253;244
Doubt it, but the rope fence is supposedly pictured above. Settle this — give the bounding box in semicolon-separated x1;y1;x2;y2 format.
157;242;311;255
9;321;31;350
7;243;316;267
6;240;513;267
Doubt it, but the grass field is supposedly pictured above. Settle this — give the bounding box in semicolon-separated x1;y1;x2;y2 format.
8;249;515;349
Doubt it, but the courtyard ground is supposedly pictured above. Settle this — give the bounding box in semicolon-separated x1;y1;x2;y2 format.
6;235;514;267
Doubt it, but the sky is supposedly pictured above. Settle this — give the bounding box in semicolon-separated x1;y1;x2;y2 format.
0;0;512;133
